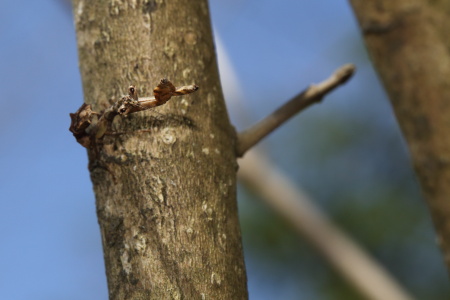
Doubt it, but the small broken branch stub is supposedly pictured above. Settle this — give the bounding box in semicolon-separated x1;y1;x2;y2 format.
69;78;199;148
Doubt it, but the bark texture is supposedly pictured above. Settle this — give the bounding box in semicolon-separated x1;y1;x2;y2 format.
72;0;248;299
349;1;450;270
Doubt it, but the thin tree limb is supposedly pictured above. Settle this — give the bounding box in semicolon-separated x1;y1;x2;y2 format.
238;150;415;300
236;64;355;157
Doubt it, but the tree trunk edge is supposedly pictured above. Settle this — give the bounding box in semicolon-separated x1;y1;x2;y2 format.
349;0;450;272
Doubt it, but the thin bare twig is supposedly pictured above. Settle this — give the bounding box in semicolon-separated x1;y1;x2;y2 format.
238;150;414;300
236;64;355;157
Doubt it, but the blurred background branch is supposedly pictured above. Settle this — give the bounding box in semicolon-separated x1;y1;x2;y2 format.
238;150;414;300
349;0;450;272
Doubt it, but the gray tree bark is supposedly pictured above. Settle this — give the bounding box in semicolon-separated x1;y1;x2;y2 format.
349;0;450;272
71;0;248;299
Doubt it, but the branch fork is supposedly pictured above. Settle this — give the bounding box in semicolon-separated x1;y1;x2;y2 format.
69;79;199;148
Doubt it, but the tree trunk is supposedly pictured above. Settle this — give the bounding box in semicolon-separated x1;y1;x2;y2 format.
349;0;450;271
72;0;248;299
